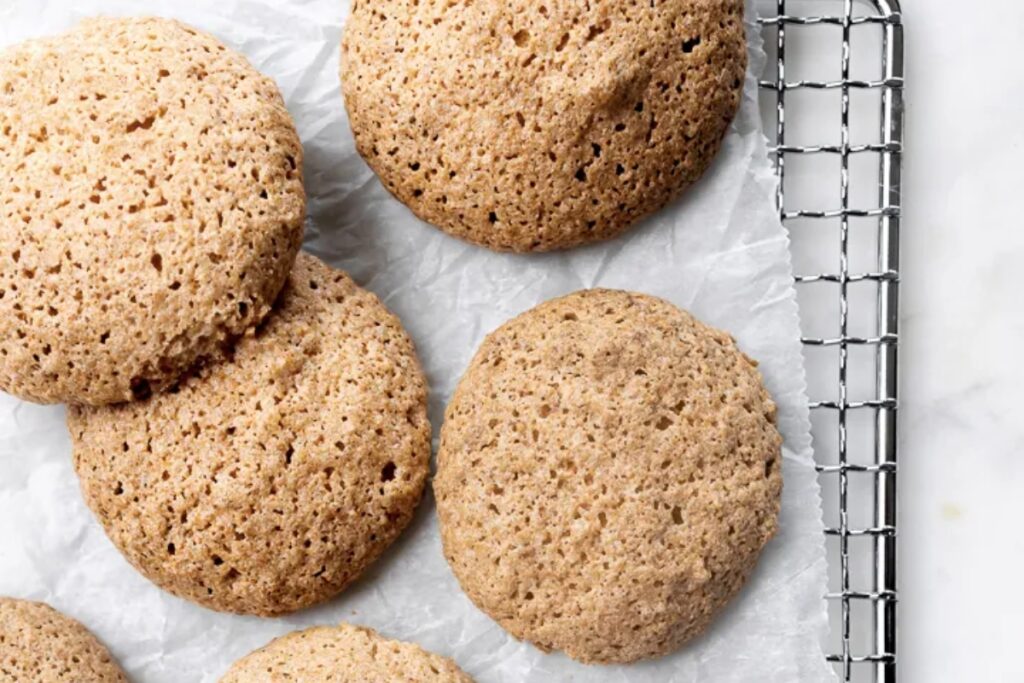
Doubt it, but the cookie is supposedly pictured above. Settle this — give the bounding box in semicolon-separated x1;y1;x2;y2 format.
340;0;745;252
435;289;782;663
0;17;305;405
0;598;127;682
68;253;430;616
220;623;473;682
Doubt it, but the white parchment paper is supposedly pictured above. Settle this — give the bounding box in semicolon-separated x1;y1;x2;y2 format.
0;1;834;681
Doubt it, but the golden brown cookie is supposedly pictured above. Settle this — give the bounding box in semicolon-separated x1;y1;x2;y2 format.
435;289;782;663
0;17;305;405
340;0;745;252
68;253;430;616
0;598;127;683
220;623;473;682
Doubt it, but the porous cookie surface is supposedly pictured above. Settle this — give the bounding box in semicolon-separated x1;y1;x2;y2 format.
0;598;127;682
220;623;474;682
69;253;430;616
435;289;782;663
341;0;745;252
0;17;305;405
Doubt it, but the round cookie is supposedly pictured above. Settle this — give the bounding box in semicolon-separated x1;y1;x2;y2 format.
340;0;746;252
435;289;782;663
0;17;305;405
68;253;430;616
0;598;127;682
220;623;473;682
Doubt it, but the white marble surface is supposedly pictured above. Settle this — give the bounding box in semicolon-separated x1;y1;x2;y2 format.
899;1;1024;680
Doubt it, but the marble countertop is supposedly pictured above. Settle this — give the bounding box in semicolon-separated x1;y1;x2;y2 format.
888;1;1019;680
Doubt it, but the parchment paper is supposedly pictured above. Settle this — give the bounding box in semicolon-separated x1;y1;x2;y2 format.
0;1;834;680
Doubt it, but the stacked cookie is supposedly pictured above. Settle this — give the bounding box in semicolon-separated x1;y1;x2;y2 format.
0;17;306;405
1;1;786;679
69;254;431;616
0;14;433;669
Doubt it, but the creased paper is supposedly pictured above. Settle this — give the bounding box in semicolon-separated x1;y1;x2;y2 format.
0;1;834;680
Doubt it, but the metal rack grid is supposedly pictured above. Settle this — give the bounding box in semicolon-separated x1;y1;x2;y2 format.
755;1;902;681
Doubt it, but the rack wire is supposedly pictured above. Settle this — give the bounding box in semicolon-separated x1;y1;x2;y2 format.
755;1;902;681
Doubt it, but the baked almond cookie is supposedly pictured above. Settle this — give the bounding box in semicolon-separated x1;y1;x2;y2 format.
0;598;127;682
341;0;745;252
0;17;305;405
435;289;782;663
68;253;430;616
220;623;473;682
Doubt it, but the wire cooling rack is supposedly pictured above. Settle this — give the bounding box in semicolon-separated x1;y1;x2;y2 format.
755;1;902;681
